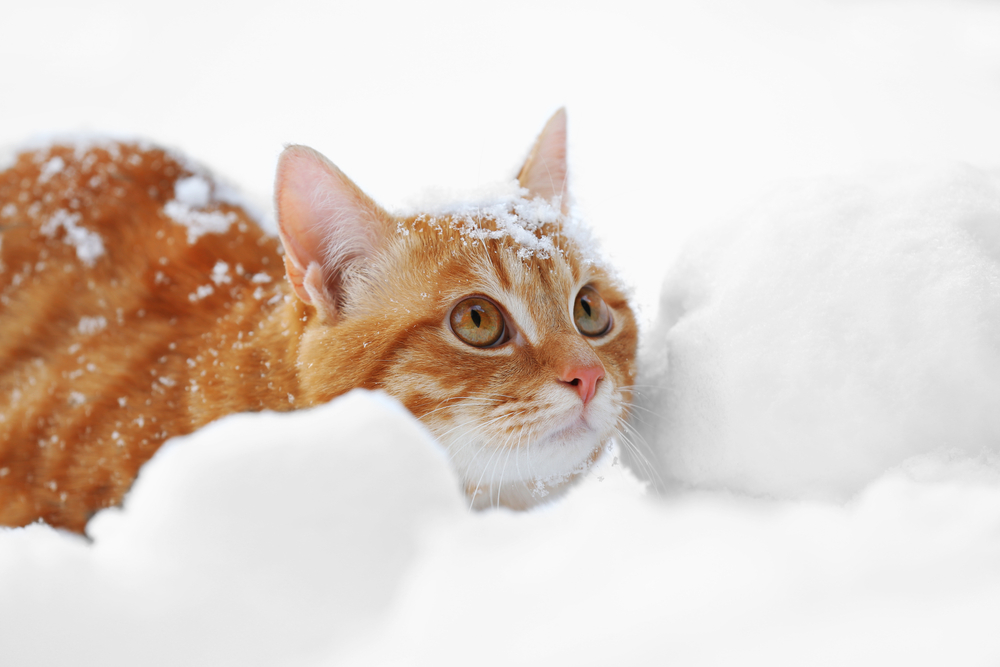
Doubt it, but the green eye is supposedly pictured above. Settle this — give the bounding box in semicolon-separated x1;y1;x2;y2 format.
450;297;506;347
574;285;612;337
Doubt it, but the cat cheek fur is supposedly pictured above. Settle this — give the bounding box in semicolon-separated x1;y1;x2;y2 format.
351;252;634;508
288;225;637;508
277;108;638;509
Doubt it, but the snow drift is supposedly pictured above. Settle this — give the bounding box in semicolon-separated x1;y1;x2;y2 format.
636;164;1000;500
0;391;464;666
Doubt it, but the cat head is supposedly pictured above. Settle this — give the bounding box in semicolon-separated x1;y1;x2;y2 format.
274;110;637;508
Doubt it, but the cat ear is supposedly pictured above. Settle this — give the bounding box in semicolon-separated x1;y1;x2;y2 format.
275;145;394;323
517;107;569;214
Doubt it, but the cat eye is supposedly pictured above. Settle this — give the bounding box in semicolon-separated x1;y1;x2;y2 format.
450;297;507;348
574;285;612;337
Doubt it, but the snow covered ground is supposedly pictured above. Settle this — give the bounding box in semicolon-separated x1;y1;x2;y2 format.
3;0;1000;664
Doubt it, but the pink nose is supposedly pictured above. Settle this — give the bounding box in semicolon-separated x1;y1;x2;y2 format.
559;363;606;405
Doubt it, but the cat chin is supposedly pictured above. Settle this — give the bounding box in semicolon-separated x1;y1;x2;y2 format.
449;393;621;496
465;436;607;511
456;422;610;508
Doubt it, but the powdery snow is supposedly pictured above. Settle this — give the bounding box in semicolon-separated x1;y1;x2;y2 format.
172;174;211;208
39;208;105;267
164;174;240;244
398;181;600;263
210;261;231;285
37;156;65;184
164;152;276;234
161;170;273;243
0;133;156;183
77;315;107;335
188;284;214;302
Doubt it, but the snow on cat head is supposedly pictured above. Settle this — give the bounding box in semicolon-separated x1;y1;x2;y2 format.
397;180;601;263
637;164;1000;499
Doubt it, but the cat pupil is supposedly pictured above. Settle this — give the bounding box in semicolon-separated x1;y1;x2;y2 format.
471;309;482;328
582;299;592;317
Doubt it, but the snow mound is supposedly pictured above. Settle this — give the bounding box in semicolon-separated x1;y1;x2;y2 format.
329;452;1000;667
0;390;464;666
635;164;1000;499
3;395;999;666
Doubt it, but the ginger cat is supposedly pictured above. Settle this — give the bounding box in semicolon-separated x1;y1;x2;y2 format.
0;110;637;533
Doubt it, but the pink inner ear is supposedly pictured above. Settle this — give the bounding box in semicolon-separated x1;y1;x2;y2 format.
276;146;377;272
518;108;568;209
274;145;391;315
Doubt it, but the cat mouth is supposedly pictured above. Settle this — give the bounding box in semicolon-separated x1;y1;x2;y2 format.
543;411;598;445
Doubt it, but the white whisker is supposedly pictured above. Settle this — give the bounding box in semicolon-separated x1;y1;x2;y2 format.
444;409;528;465
470;438;505;511
495;430;517;508
419;396;509;420
438;408;518;444
614;418;664;489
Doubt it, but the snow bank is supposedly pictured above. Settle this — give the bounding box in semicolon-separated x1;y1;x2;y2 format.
3;391;1000;666
329;453;1000;666
636;164;1000;499
0;391;464;666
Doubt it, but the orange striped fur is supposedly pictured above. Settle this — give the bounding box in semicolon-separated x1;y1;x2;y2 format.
0;112;637;532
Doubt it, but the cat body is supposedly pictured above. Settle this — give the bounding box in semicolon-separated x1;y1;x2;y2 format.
0;112;637;532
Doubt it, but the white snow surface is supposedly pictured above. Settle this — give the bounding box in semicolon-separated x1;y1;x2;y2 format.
635;165;1000;500
0;392;463;666
4;0;1000;665
2;392;999;666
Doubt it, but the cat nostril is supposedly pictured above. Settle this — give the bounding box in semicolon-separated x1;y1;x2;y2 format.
559;364;605;406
